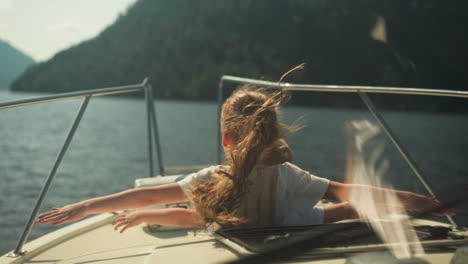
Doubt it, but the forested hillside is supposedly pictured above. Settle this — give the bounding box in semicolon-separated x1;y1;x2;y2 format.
0;39;34;89
11;0;468;110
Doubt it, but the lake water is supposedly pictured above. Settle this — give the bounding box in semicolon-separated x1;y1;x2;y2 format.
1;90;467;255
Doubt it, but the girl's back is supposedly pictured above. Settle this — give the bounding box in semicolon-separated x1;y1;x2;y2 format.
180;161;329;227
238;162;329;226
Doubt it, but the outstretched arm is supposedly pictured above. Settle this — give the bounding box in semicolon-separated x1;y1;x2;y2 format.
113;208;204;233
323;202;358;223
334;121;455;217
37;183;188;226
323;181;455;216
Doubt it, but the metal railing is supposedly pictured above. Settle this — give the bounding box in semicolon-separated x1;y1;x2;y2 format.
3;78;164;257
217;75;467;230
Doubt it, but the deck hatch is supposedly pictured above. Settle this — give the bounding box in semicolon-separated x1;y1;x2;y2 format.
215;222;460;253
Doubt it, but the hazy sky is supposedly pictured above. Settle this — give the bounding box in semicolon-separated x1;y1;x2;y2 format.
0;0;138;62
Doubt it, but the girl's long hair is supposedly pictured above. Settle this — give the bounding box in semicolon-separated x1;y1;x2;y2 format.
190;85;296;225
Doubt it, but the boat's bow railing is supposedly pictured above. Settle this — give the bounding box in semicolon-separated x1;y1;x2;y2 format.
217;75;468;231
2;78;164;257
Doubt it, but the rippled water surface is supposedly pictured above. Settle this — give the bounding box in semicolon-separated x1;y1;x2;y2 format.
1;90;467;255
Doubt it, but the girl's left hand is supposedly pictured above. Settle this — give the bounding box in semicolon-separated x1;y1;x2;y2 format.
112;213;143;233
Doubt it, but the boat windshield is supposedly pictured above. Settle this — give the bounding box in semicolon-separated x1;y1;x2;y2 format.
214;75;468;260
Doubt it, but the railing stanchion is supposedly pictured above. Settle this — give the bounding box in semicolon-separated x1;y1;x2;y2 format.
146;83;164;176
357;91;459;230
144;84;155;178
10;96;92;257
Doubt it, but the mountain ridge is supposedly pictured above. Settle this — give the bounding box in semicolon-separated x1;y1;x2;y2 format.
0;39;35;90
10;0;468;111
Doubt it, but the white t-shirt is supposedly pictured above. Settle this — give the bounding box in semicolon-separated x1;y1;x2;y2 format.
177;162;330;226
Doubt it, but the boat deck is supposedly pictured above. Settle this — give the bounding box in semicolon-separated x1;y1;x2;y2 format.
2;213;465;264
2;213;237;264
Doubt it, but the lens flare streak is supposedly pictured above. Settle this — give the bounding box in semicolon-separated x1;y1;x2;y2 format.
346;120;424;259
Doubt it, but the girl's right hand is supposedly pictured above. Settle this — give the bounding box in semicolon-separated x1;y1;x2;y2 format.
36;203;88;226
403;193;456;216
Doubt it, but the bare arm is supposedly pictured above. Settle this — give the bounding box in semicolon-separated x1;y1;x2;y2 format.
37;183;188;225
113;208;204;233
323;181;455;216
323;202;358;223
81;183;188;213
323;181;410;202
333;121;454;218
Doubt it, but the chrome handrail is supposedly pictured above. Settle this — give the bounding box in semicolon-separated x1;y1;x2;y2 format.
0;83;147;110
220;75;468;98
217;75;465;230
3;79;163;257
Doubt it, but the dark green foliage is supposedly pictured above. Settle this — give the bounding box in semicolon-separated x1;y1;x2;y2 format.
10;0;468;111
0;39;35;89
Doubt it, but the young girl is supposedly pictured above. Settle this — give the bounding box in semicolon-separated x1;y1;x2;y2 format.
37;86;453;233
